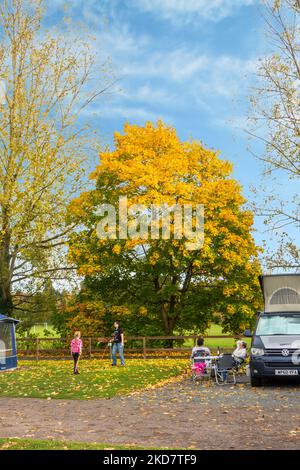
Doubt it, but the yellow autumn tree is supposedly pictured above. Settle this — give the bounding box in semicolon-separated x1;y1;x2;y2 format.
68;121;262;335
0;0;112;315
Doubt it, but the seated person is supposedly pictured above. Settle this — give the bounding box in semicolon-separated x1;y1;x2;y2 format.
191;337;211;359
219;341;247;382
191;337;211;375
232;340;247;366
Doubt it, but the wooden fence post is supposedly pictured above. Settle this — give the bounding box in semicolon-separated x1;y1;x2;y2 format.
89;337;92;359
143;337;146;359
36;338;40;361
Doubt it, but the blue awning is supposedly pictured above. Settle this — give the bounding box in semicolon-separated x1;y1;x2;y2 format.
0;314;20;324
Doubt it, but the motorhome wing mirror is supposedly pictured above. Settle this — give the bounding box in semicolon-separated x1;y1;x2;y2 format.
244;329;252;337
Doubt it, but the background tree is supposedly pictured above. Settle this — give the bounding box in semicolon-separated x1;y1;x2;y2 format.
249;0;300;270
15;280;62;336
0;0;113;315
68;121;262;337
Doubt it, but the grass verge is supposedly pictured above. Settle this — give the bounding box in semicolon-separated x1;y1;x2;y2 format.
0;359;188;399
0;438;157;450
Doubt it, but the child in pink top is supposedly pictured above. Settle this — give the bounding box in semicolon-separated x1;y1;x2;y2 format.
71;331;83;374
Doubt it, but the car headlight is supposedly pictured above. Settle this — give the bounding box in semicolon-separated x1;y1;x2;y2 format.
251;347;265;356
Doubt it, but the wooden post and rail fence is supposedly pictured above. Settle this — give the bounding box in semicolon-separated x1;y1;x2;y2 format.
16;335;242;361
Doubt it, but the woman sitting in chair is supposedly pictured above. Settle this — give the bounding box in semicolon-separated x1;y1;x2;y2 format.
191;337;211;359
232;340;247;367
217;341;247;383
191;337;211;376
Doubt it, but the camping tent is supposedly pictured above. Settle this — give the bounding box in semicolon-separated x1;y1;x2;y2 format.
0;314;19;371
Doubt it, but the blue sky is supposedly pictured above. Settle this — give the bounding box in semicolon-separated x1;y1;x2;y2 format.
46;0;279;251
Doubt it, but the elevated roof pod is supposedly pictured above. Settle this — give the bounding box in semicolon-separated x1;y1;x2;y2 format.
259;274;300;313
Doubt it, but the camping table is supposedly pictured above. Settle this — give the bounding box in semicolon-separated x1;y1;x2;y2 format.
203;355;221;366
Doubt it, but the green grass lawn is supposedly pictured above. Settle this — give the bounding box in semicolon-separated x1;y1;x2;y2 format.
182;324;251;350
0;359;188;400
16;324;59;339
0;438;155;450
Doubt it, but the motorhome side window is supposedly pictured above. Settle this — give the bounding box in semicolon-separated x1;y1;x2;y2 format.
256;315;300;336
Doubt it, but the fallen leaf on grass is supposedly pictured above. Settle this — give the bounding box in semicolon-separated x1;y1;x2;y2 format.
1;442;14;449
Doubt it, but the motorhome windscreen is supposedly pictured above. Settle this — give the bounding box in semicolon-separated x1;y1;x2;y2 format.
0;322;12;358
256;315;300;335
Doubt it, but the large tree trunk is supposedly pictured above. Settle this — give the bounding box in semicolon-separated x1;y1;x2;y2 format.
160;303;172;347
160;299;180;348
0;219;13;314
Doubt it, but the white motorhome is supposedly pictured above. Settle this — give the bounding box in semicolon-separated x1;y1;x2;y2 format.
245;274;300;386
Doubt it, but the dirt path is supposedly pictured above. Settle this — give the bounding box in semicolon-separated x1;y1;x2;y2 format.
1;378;300;449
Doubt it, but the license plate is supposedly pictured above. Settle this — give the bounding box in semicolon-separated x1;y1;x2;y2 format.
275;370;298;376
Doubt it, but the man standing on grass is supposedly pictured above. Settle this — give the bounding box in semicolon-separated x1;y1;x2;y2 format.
111;320;125;366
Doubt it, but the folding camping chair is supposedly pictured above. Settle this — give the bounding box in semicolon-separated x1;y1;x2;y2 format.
191;350;212;383
212;354;237;385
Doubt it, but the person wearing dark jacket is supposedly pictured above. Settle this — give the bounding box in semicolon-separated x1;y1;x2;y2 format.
111;320;125;366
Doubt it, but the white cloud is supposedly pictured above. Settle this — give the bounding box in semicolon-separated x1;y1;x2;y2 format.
122;49;209;81
45;0;259;131
195;55;258;99
132;0;258;24
81;104;170;122
98;23;150;56
46;1;258;101
125;85;175;105
50;0;256;25
121;46;258;98
84;29;258;124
